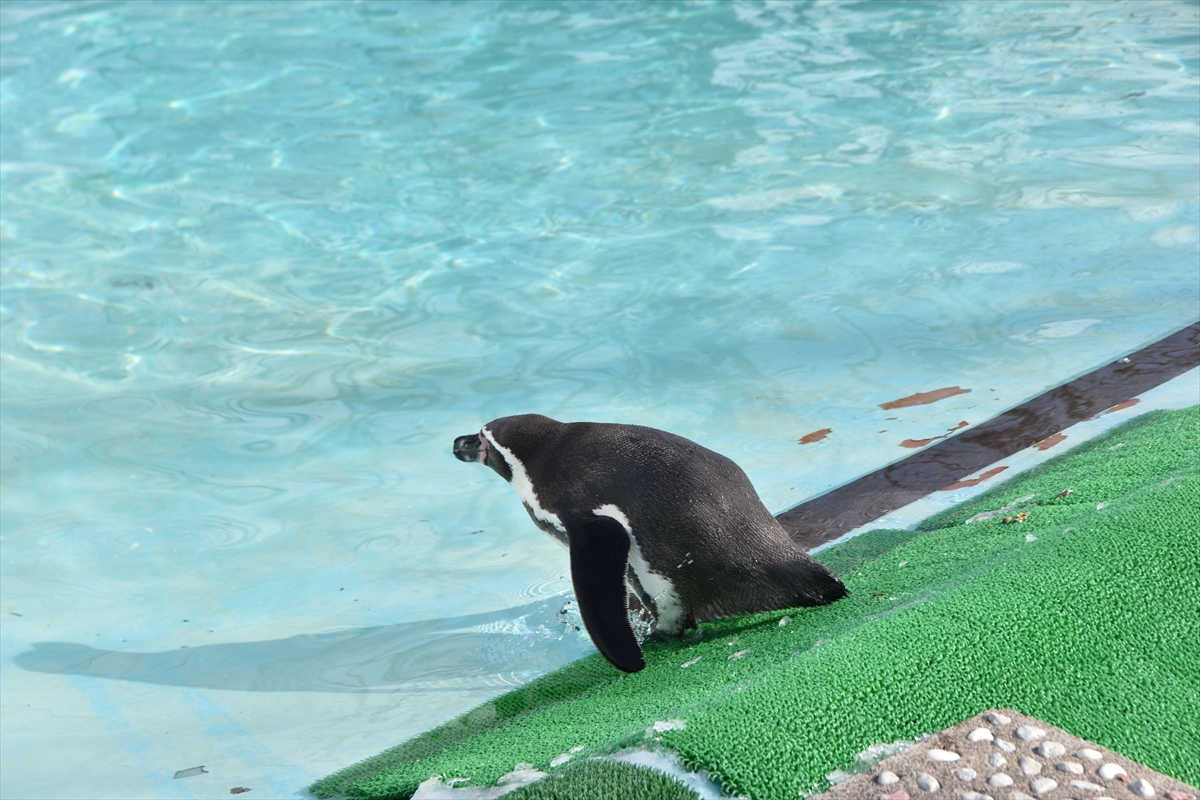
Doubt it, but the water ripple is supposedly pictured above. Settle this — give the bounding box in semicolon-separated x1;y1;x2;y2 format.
1;1;1196;790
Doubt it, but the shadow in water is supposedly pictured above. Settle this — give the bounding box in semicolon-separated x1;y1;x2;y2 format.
15;597;592;693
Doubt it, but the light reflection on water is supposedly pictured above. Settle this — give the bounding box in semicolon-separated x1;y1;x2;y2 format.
1;0;1197;796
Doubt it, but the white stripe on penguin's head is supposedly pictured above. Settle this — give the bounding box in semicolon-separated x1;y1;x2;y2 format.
481;426;565;533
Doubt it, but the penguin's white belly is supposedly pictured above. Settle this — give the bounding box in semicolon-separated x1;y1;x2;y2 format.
593;503;685;634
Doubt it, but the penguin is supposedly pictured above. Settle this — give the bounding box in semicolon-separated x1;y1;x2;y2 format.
452;414;848;673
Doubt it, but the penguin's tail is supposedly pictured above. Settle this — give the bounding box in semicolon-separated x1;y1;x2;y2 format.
774;557;849;607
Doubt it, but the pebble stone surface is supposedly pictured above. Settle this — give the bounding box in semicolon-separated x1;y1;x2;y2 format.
808;709;1198;800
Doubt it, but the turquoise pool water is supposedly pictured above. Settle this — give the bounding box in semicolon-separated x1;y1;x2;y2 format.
1;1;1197;797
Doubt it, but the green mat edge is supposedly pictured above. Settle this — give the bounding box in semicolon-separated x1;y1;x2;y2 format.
501;757;702;800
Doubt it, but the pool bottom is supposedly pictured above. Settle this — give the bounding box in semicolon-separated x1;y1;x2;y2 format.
311;403;1200;800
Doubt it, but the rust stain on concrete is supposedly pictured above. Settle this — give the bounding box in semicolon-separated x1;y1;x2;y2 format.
900;420;969;449
940;466;1008;491
880;386;971;410
1089;397;1143;420
1107;397;1141;413
1035;432;1068;451
799;428;832;445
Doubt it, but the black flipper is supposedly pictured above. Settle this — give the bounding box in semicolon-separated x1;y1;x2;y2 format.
564;515;645;673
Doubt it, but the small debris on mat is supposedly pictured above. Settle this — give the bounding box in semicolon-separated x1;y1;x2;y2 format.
230;789;251;795
174;766;208;779
965;494;1036;525
808;710;1198;799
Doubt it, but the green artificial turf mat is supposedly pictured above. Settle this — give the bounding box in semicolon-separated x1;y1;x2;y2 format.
809;525;926;577
502;758;700;800
313;406;1200;800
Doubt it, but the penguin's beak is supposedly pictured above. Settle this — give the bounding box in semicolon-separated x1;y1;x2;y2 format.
453;433;487;463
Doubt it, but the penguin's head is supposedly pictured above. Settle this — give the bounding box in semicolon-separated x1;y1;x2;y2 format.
453;431;513;482
452;414;561;483
452;432;489;462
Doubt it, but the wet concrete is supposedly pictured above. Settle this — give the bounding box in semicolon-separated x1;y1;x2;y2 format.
780;322;1200;550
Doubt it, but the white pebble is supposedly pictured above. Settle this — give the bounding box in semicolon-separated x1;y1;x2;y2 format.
954;767;977;781
995;739;1016;752
1098;763;1127;780
1019;757;1042;775
961;792;993;800
1056;761;1084;775
917;773;939;792
989;753;1006;768
876;771;900;785
1030;777;1058;794
1016;725;1046;741
1011;794;1035;800
1076;748;1103;760
1025;533;1037;542
650;719;686;732
1036;741;1066;758
1129;778;1156;797
928;748;961;762
1070;780;1105;793
988;773;1014;788
968;727;994;742
986;711;1011;725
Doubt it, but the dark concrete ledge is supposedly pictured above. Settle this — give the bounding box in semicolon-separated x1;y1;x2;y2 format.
780;321;1200;550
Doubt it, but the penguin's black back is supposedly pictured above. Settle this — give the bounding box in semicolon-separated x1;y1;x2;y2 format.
485;415;847;623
